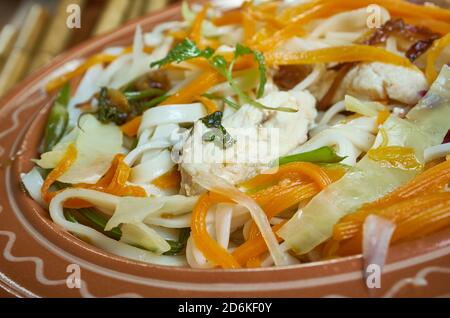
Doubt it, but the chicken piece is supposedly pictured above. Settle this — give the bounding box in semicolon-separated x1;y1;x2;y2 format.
180;91;317;196
334;62;428;105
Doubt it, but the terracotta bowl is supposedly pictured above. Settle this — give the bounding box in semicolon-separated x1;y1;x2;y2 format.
0;3;449;298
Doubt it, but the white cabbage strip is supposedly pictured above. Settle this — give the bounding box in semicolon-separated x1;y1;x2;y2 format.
49;189;187;266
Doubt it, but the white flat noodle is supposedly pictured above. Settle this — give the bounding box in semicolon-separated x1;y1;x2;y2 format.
139;103;207;134
293;64;325;91
215;203;233;249
363;215;396;280
292;116;377;166
49;189;186;266
68;64;104;127
131;149;175;183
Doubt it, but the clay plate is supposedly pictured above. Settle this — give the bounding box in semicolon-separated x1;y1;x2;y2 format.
0;3;449;298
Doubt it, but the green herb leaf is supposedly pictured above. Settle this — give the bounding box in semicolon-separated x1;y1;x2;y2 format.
277;146;347;166
163;228;190;256
200;111;235;149
124;88;165;101
234;44;267;98
150;38;214;68
43;83;70;152
202;93;240;110
79;208;122;240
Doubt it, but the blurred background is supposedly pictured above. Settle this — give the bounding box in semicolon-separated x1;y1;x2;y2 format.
0;0;181;97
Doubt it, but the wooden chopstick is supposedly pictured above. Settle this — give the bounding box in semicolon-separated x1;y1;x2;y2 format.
145;0;169;13
0;25;18;73
0;4;48;96
126;0;147;21
92;0;131;35
29;0;86;72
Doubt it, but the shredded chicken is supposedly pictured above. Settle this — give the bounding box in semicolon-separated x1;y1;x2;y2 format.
180;90;317;195
334;62;428;105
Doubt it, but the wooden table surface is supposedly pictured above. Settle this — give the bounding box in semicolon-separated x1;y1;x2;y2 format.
0;0;179;97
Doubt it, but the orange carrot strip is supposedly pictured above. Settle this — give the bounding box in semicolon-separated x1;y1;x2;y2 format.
332;160;450;243
120;116;142;137
317;0;450;22
189;4;210;46
161;69;224;105
264;45;414;68
191;193;241;269
45;46;154;93
426;33;450;84
41;144;77;202
336;192;450;256
152;168;181;189
377;110;391;126
213;10;242;26
197;96;219;114
232;222;285;266
241;162;332;191
46;54;118;92
403;17;450;35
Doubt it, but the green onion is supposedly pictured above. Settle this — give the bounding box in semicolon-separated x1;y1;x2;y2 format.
124;88;165;101
78;208;122;240
43;83;70;152
163;228;190;256
277;146;346;166
141;94;169;109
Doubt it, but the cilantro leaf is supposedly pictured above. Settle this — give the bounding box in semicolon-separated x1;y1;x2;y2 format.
234;44;267;98
200;111;235;149
150;38;214;68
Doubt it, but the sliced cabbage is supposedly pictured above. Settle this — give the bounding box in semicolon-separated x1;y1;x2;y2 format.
278;66;450;254
35;114;123;184
120;222;171;254
20;167;45;206
49;188;186;266
105;195;198;231
344;95;385;117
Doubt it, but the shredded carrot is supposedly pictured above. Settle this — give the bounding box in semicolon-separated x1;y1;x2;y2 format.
45;46;154;93
41;144;78;203
191;193;241;269
245;164;342;240
241;162;333;191
425;33;450;84
213;10;242;26
189;4;210;47
46;54;118;92
264;45;414;68
197;96;219;113
316;0;450;22
377;110;391;126
335;192;450;256
41;146;146;208
403;17;450;35
151;168;181;189
161;68;224;105
232;222;285;266
329;160;450;254
120;116;142;137
242;8;257;45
